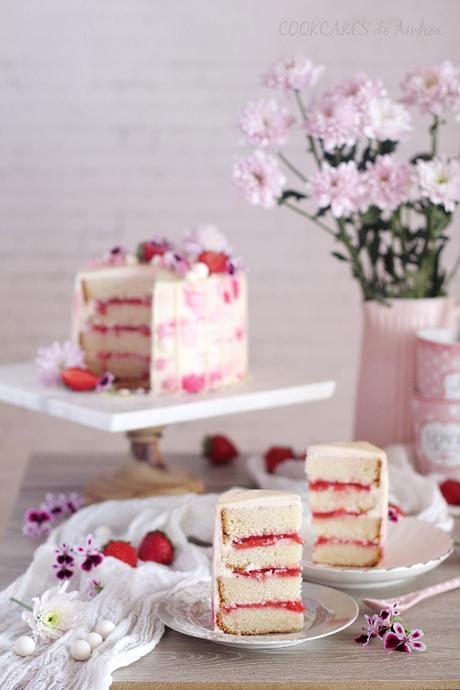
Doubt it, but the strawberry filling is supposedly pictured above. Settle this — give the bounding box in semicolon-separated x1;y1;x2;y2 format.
222;600;304;614
231;567;301;579
312;509;361;518
309;480;371;492
96;297;152;315
315;536;378;547
91;323;151;337
97;352;151;362
232;533;304;549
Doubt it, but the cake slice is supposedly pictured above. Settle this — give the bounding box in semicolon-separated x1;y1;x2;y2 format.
306;442;388;568
212;489;304;635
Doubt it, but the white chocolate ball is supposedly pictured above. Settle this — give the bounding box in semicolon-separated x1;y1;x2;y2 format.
192;262;210;279
94;525;112;544
94;619;115;639
71;639;92;661
86;632;103;650
14;635;36;657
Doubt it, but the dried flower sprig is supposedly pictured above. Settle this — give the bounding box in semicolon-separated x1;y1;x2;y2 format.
355;603;426;653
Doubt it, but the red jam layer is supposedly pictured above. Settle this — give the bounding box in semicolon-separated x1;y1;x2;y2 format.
91;323;151;337
309;480;371;492
315;536;377;547
96;351;151;362
232;567;301;579
222;600;304;614
312;509;361;518
232;533;304;549
96;297;152;315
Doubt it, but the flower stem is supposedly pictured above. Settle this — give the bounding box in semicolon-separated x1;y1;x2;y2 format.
283;201;336;237
278;152;308;182
294;91;321;169
446;248;460;286
10;597;32;611
430;115;439;158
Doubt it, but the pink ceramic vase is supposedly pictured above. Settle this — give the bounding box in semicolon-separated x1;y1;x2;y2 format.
354;297;458;448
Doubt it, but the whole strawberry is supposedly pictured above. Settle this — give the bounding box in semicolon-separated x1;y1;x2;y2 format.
202;434;239;464
197;251;228;274
61;367;99;392
138;530;174;565
265;446;297;473
103;540;138;567
440;479;460;505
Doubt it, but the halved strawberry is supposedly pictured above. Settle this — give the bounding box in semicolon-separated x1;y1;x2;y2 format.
137;240;169;263
202;434;239;464
61;367;99;392
265;446;297;473
440;479;460;505
197;251;228;274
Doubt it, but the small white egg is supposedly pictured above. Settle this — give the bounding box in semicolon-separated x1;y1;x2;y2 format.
192;262;210;279
94;619;116;639
14;635;36;657
94;525;112;544
87;631;103;650
70;639;92;661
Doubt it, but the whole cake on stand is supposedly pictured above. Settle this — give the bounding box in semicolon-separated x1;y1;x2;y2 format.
72;226;248;394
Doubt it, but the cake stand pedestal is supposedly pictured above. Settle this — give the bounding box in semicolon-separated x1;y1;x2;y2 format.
0;362;335;501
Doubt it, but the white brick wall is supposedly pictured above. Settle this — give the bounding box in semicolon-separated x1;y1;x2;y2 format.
0;0;459;461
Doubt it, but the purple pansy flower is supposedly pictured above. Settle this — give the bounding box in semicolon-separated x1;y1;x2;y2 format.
86;579;104;599
41;493;68;521
53;543;75;580
379;602;400;627
66;492;85;515
96;372;115;393
355;614;386;645
23;507;53;539
388;505;401;522
76;535;104;572
383;622;426;653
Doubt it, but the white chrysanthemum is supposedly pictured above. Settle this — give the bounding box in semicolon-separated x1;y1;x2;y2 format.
363;99;412;142
183;225;232;257
22;582;85;642
416;157;460;212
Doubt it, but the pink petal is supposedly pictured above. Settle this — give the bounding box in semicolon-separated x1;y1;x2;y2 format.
392;622;406;639
396;641;412;653
411;640;427;652
383;631;401;650
408;629;424;641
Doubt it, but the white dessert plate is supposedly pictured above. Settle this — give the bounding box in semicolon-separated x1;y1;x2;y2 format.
302;517;453;589
158;580;358;650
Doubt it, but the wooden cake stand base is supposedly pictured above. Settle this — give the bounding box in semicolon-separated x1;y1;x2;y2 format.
85;426;205;502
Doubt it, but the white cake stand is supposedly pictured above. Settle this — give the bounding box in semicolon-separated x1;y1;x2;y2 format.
0;362;335;501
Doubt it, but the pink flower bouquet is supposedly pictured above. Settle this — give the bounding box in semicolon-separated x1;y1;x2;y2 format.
233;57;460;301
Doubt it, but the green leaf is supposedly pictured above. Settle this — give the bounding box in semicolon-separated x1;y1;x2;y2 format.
278;189;307;205
379;140;398;155
410;152;433;164
331;251;348;262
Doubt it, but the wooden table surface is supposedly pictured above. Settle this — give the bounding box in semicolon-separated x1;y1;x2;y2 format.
0;451;459;690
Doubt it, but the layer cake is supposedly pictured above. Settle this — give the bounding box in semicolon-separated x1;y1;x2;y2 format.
212;489;304;635
72;227;248;393
306;442;388;567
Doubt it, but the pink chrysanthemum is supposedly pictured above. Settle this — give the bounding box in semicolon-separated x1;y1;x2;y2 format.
307;161;365;218
232;150;286;208
364;155;412;213
416;157;460;213
304;91;361;152
263;56;323;92
36;340;85;386
239;99;295;150
401;60;460;116
339;73;387;112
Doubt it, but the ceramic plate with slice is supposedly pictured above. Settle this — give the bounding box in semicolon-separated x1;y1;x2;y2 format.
302;517;453;588
158;580;358;650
